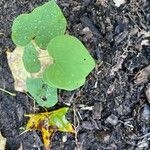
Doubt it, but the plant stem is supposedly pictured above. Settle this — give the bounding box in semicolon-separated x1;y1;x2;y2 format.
0;88;16;96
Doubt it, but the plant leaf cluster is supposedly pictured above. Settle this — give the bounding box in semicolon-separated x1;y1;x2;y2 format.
11;0;95;108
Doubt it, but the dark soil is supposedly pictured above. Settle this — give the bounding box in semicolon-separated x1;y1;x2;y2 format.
0;0;150;150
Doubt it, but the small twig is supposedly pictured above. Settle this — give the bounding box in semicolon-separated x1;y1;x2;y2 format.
24;92;37;113
127;13;142;31
0;32;5;36
19;129;30;136
137;133;150;140
0;87;16;96
25;92;48;112
73;102;80;149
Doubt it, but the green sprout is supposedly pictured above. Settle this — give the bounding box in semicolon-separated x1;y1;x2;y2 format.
11;0;95;107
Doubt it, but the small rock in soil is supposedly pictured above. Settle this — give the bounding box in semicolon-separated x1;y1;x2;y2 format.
113;0;126;7
80;16;101;38
82;27;93;42
141;39;150;46
83;0;91;6
137;139;149;148
145;85;150;103
94;130;110;143
106;114;118;126
92;102;102;119
141;104;150;121
82;121;95;130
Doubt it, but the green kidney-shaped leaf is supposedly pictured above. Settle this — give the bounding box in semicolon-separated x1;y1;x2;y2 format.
43;35;95;90
12;0;67;49
22;42;41;73
26;78;58;107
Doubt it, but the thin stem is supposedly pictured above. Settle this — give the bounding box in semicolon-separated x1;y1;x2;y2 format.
0;88;16;96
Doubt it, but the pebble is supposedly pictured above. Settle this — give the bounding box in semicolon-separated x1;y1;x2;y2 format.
141;104;150;121
115;22;125;34
141;39;150;46
93;102;102;119
106;114;118;126
113;0;126;7
94;130;110;143
137;139;149;148
82;121;94;130
81;27;93;41
80;16;101;37
146;85;150;103
82;27;91;34
72;6;81;11
62;135;67;143
83;0;91;6
17;106;24;122
8;77;14;83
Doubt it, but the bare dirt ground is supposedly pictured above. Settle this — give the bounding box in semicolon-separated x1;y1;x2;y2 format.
0;0;150;150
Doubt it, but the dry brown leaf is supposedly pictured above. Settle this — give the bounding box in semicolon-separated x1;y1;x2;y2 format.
7;46;52;92
7;47;30;92
0;132;6;150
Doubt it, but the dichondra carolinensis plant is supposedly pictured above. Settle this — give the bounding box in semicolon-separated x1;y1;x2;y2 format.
11;0;95;107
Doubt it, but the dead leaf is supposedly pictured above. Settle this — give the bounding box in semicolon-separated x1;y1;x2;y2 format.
134;65;150;84
25;107;74;150
7;45;52;92
0;132;6;150
7;47;30;92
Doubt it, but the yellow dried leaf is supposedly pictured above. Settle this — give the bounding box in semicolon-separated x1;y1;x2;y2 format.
0;132;6;150
25;107;74;150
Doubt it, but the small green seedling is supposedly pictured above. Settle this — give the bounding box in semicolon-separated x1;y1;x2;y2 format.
12;0;95;107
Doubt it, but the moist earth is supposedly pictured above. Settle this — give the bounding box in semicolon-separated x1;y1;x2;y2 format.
0;0;150;150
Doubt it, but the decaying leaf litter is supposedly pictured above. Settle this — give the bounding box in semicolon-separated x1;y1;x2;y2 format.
25;107;75;150
0;132;6;150
0;0;150;150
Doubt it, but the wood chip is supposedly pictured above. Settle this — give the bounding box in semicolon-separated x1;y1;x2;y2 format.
134;65;150;84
